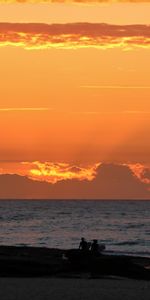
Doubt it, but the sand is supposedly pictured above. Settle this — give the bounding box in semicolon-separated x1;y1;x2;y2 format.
0;246;150;299
0;277;150;300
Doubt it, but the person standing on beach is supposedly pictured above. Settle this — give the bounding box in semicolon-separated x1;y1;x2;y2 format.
91;239;100;256
79;237;88;252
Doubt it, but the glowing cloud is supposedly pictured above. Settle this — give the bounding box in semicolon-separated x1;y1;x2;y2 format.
0;23;150;50
0;161;150;192
0;107;51;112
128;163;150;185
23;161;100;183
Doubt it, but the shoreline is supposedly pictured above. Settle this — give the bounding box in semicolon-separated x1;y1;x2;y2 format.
0;245;149;280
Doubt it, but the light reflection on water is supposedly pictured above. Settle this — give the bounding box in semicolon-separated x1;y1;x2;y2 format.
0;200;149;256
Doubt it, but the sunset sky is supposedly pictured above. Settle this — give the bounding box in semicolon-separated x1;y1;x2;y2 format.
0;0;150;198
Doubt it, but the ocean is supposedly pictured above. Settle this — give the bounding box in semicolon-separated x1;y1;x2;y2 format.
0;200;149;257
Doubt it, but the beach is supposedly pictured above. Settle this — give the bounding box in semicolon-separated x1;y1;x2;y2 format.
0;277;150;300
0;246;150;299
0;246;150;278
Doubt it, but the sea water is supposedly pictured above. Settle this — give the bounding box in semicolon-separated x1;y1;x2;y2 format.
0;200;149;257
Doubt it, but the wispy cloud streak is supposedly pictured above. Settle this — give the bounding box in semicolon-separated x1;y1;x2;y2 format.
1;0;150;3
0;107;51;112
0;23;150;50
81;85;150;89
72;110;150;115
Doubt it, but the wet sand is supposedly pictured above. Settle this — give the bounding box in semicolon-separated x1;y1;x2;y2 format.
0;277;150;300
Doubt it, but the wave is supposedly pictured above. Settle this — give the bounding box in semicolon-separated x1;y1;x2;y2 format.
105;250;150;258
125;224;145;229
112;241;140;246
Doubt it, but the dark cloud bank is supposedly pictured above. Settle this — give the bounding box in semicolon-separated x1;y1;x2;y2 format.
0;163;149;199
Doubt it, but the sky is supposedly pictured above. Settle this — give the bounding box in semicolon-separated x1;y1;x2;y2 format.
0;0;150;198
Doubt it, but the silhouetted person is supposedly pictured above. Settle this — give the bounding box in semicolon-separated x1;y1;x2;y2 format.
91;239;100;256
79;237;88;252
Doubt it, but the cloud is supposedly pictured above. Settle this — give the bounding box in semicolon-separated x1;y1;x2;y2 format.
81;85;150;89
0;22;150;50
1;1;150;3
89;163;150;199
26;162;150;195
1;160;150;189
142;168;150;184
0;163;149;199
128;163;150;185
23;161;99;183
0;107;51;112
72;110;150;115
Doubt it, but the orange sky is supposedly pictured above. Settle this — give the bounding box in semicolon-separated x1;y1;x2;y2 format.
0;1;150;198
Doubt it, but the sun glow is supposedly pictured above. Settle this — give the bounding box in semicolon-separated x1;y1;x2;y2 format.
23;161;100;183
0;34;150;50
